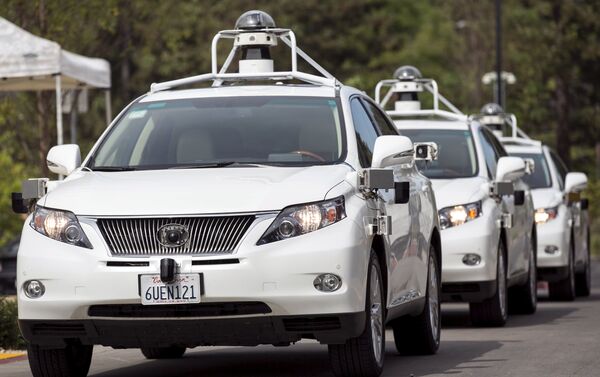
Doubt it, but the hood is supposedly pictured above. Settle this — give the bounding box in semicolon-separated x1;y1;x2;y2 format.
530;188;562;210
43;165;352;216
431;177;489;210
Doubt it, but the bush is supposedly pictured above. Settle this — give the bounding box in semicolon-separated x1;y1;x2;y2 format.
585;179;600;257
0;297;25;350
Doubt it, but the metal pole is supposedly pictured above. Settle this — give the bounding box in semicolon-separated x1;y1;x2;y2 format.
70;90;78;144
55;75;63;145
105;89;112;126
495;0;503;107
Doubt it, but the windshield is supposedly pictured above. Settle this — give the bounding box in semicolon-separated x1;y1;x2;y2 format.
400;129;478;179
89;96;344;170
510;152;552;189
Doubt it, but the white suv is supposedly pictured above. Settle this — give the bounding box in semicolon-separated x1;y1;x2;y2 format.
376;66;537;327
13;12;442;377
502;137;590;300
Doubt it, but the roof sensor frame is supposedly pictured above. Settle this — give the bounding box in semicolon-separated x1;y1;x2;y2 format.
375;78;467;122
150;27;339;93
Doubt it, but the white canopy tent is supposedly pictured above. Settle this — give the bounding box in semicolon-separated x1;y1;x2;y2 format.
0;17;111;145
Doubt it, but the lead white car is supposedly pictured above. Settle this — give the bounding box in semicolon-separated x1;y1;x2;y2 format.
376;66;537;327
14;12;442;377
502;137;590;300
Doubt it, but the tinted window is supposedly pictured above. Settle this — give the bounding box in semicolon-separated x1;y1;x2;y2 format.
549;150;568;189
511;152;552;189
478;129;501;178
400;129;478;179
351;98;380;167
363;100;398;136
90;97;344;169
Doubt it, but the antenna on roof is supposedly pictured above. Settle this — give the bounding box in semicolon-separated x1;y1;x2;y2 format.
150;10;339;93
375;66;466;121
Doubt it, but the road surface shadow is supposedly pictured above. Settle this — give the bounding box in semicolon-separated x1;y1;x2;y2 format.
388;340;504;376
90;339;503;377
441;303;578;329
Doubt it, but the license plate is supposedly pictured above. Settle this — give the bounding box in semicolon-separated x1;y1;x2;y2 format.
140;274;201;305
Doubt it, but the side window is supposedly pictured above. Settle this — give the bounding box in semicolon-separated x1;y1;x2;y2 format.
550;150;568;189
362;100;398;136
478;128;501;178
350;97;380;167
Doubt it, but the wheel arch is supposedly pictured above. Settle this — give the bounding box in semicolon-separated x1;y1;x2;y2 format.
371;235;388;307
430;227;442;280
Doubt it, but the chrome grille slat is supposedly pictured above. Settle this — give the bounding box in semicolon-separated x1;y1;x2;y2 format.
97;215;255;256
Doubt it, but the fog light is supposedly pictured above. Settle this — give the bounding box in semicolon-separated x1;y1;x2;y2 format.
544;245;559;255
462;254;481;266
24;280;45;299
314;274;342;292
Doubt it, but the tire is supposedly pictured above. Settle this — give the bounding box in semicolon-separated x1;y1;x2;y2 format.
141;346;186;359
329;252;385;377
27;343;93;377
575;229;592;297
549;238;576;301
508;228;537;315
392;245;440;355
469;238;507;327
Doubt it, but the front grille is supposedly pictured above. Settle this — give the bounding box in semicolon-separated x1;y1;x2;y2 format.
31;323;87;336
283;317;342;332
88;302;271;318
97;216;255;256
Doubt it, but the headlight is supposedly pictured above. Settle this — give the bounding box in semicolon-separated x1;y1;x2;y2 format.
257;197;346;245
30;206;93;249
439;201;482;230
535;206;558;224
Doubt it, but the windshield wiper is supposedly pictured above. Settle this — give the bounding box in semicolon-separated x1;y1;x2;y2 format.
169;162;266;169
91;166;138;172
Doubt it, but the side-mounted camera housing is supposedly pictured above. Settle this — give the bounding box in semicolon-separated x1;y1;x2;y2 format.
414;142;438;161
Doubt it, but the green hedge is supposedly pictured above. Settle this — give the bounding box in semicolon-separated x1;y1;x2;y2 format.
0;297;25;350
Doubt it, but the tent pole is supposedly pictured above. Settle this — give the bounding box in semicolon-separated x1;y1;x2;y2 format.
55;75;63;145
105;89;112;126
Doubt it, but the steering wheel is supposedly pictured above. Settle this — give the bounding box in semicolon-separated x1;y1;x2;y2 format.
290;150;326;162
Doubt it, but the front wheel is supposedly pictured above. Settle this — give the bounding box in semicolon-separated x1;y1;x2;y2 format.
549;239;576;301
509;229;537;314
575;230;592;297
392;245;440;355
28;343;93;377
329;252;384;377
469;238;507;327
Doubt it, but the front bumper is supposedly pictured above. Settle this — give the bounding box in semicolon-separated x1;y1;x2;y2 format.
17;214;370;346
439;215;499;302
536;218;570;270
19;311;365;347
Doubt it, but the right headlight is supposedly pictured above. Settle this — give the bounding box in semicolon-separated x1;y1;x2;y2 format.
534;206;558;224
257;196;346;245
30;206;93;249
439;201;482;230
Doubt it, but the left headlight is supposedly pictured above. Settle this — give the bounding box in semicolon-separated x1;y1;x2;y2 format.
30;206;93;249
257;196;346;245
439;201;482;230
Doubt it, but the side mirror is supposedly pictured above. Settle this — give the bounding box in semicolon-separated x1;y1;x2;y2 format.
47;144;81;176
524;158;535;175
371;136;414;169
564;172;587;193
495;156;526;182
414;142;438;161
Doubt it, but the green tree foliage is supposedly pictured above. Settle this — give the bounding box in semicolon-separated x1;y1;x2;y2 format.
0;0;598;248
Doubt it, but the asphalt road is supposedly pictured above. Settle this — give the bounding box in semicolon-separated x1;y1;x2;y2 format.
3;261;600;377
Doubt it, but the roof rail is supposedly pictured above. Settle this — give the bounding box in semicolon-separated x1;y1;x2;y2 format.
150;26;339;93
470;112;532;139
499;136;542;147
375;77;467;121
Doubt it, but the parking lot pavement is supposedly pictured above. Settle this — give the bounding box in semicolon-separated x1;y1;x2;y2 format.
3;260;600;377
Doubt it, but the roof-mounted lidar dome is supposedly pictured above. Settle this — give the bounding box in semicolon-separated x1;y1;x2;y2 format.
394;65;422;81
480;102;504;116
235;10;276;30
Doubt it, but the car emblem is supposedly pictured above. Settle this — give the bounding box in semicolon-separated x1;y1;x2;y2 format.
157;223;190;248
